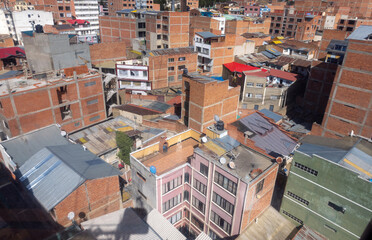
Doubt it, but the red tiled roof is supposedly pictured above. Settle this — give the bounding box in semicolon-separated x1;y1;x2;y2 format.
0;47;25;59
224;62;259;73
267;69;298;82
67;19;90;25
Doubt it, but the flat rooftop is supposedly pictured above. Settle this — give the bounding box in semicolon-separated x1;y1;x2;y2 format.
141;138;198;176
0;69;99;96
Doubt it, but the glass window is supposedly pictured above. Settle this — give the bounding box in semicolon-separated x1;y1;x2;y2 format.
210;211;231;234
200;163;208;177
191;215;204;231
168;66;174;71
256;179;264;194
214;171;237;195
168;76;175;82
193;178;207;195
256;83;263;88
246;82;254;87
212;192;234;215
168;58;174;63
192;196;205;213
184;190;189;201
185;172;190;183
178;57;186;61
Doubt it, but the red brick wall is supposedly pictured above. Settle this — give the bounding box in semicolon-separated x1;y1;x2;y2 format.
54;175;121;226
90;41;127;65
99;16;136;45
0;37;14;48
0;73;106;137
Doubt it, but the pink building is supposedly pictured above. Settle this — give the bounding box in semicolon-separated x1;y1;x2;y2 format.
130;127;278;239
245;5;261;17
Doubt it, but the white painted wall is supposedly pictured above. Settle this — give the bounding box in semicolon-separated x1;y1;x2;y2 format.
13;10;53;45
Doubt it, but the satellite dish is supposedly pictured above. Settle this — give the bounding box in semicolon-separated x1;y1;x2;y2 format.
219;157;226;164
150;166;156;174
67;212;75;220
214;115;220;122
201;136;208;143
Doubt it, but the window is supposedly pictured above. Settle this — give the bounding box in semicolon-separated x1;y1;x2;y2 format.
202;48;209;55
270;95;279;100
3;120;9;129
269;105;274;111
246;93;253;98
254;105;259;110
256;179;264;194
191;215;204;231
184;172;190;183
184;190;189;201
168;76;175;82
168;211;182;224
193;179;207;195
136;172;146;182
178;65;185;70
157;35;161;39
66;6;70;11
328;201;345;213
255;94;263;99
210;211;231;234
200;163;208;177
89;115;100;122
87;99;98;105
282;210;303;225
84;81;96;87
59;13;65;17
178;74;182;81
184;208;190;219
157;45;161;49
163;175;182;194
246;82;254;87
212;192;234;215
138;22;145;28
287;191;309;206
157;24;161;29
214;171;237;195
209;229;221;240
139;31;146;37
178;57;186;61
192;196;205;213
163;194;181;212
196;46;201;52
168;66;174;71
163;35;168;41
346;27;353;32
256;83;263;88
294;162;318;176
58;6;63;10
168;58;174;63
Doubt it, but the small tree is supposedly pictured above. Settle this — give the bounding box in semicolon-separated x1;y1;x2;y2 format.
116;131;133;166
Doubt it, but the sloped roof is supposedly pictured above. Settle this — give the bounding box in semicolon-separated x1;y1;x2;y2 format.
347;25;372;40
196;31;220;39
16;144;121;211
1;125;70;168
268;69;298;82
224;62;259;72
236;112;297;157
113;104;161;115
0;47;25;59
259;109;283;123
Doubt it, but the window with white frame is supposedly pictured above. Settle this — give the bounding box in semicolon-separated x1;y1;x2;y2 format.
255;94;263;99
168;211;182;224
246;82;254;87
256;83;264;88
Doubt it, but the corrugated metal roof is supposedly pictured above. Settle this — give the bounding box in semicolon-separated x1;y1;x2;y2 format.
259;109;283;123
16;144;121;210
239;113;297;157
292;225;327;240
1;125;70;168
16;147;84;211
212;135;240;152
196;31;220;39
195;231;212;240
146;209;187;240
347;25;372;40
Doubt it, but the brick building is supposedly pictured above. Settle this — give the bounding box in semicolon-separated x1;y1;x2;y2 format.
181;0;199;12
0;66;106;138
189;15;225;45
89;41;127;66
194;32;254;75
265;8;323;41
116;47;197;94
0;34;14;48
130;128;278;239
294;0;372;19
99;14;137;45
244;5;260;17
0;125;122;227
312;26;372;139
107;0;160;16
146;11;190;50
225;17;271;35
181;73;240;132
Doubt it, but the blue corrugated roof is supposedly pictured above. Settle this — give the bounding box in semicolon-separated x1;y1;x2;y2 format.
211;76;224;81
259;109;283;123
